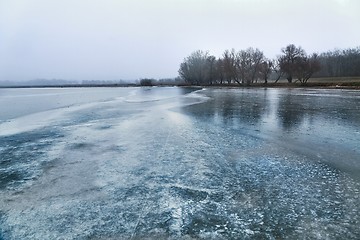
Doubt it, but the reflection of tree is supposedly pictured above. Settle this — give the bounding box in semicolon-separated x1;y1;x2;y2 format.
182;89;271;128
277;93;305;130
277;90;360;131
182;88;360;135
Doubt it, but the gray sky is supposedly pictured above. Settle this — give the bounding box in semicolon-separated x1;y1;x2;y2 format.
0;0;359;81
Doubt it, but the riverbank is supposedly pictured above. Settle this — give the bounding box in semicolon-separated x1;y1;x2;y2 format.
197;82;360;89
180;77;360;89
1;77;360;89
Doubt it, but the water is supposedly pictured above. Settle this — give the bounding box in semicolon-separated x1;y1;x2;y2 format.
0;87;359;239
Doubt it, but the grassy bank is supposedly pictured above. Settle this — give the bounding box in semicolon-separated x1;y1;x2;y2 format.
1;77;360;89
188;77;360;89
309;76;360;83
276;77;360;89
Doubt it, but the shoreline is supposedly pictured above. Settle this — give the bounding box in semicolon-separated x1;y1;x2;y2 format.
1;82;360;90
193;82;360;90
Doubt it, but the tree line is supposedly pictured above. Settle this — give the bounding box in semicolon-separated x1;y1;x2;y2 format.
178;44;360;85
315;47;360;78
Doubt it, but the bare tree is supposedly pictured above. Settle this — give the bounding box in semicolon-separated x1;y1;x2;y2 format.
271;58;284;83
178;50;217;85
258;60;272;84
236;48;264;85
279;44;306;83
207;55;217;85
178;44;341;86
278;45;321;84
294;53;321;84
249;48;264;84
216;58;225;85
237;49;251;84
222;49;239;84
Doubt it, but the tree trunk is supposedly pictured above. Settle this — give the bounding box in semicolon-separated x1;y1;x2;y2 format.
287;75;292;83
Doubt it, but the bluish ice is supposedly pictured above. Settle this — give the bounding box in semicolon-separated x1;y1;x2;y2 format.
0;87;359;239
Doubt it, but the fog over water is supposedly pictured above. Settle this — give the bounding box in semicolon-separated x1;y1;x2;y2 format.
0;87;359;239
1;0;360;81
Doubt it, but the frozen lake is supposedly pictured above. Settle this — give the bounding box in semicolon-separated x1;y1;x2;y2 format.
0;87;359;239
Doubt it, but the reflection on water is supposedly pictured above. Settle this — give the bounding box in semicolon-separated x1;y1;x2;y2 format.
182;88;360;175
0;87;359;239
183;88;360;132
277;91;305;129
177;88;360;238
184;88;271;127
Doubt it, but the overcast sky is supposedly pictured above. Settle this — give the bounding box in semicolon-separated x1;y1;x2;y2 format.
0;0;359;81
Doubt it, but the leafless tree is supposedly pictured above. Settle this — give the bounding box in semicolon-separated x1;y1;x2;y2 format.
178;50;216;85
293;53;321;84
222;49;239;84
316;47;360;77
216;58;225;85
249;48;264;84
279;44;306;83
178;44;358;86
258;60;272;84
236;48;264;85
271;58;284;83
278;44;321;84
207;55;217;85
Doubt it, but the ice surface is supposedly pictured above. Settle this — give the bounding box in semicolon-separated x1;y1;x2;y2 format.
0;87;359;239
